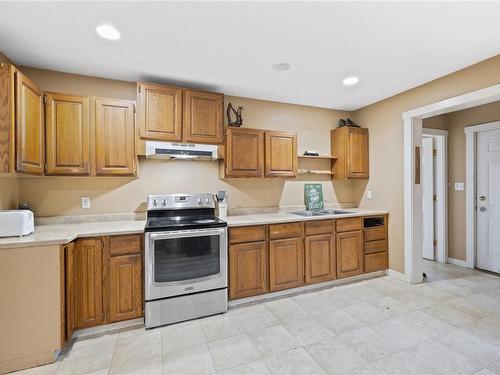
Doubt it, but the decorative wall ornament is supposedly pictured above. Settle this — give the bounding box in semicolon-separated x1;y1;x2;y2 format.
338;118;361;128
227;103;244;127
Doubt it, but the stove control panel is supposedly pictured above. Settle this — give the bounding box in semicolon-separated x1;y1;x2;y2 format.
147;193;214;210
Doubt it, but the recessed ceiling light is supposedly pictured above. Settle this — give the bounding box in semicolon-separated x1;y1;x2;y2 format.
342;76;359;86
96;24;121;40
272;62;290;72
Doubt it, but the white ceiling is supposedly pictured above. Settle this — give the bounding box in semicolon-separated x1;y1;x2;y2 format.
1;2;499;110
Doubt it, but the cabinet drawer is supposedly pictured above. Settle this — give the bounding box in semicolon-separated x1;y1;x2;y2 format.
364;252;388;273
269;222;304;240
336;217;362;233
229;225;267;244
109;234;142;256
364;227;386;242
305;220;335;236
364;240;387;255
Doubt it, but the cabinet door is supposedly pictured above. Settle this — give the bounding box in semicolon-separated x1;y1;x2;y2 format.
184;90;223;144
109;254;143;322
225;127;264;177
15;71;44;174
95;98;136;176
0;63;14;173
229;241;267;299
137;83;182;141
346;127;369;178
305;234;336;284
269;238;304;291
45;93;90;175
75;238;104;329
336;231;363;278
265;131;297;177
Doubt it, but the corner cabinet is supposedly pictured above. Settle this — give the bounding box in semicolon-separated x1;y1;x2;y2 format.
45;93;90;175
222;127;297;178
94;98;136;176
16;71;45;174
331;126;369;179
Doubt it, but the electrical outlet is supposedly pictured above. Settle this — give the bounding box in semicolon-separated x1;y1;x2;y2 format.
81;197;91;209
367;190;373;200
454;182;465;191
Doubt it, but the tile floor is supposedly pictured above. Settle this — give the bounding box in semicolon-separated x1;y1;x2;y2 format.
14;260;500;375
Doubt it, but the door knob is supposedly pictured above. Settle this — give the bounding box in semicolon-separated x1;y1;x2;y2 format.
479;206;487;212
479;196;486;201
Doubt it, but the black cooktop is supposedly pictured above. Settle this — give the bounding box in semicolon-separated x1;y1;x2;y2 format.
145;208;227;232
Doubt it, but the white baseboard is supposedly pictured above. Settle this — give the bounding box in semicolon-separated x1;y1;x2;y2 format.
387;269;411;283
447;257;467;267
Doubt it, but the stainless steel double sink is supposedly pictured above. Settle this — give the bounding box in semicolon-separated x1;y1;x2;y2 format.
292;209;354;217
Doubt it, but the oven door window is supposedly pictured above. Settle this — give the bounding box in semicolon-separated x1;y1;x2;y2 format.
154;234;220;282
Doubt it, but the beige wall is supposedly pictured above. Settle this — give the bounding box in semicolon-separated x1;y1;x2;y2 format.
352;54;500;273
16;67;354;216
0;178;19;210
424;101;500;261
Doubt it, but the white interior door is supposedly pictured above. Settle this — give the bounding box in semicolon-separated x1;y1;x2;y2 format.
422;137;435;260
477;128;500;273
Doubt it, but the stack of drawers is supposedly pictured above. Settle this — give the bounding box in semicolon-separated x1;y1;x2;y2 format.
363;216;389;272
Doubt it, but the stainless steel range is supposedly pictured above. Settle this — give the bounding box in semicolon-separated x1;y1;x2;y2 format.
144;193;228;329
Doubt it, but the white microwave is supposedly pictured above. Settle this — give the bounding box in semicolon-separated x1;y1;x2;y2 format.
0;210;34;237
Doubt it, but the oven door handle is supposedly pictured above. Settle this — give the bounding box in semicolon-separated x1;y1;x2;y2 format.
148;228;226;240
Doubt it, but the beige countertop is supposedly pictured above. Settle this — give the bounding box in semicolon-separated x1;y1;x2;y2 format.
225;208;388;227
0;208;388;249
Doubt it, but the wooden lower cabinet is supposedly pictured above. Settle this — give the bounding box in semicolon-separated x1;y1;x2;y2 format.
269;238;304;291
336;231;364;278
66;234;143;335
229;241;267;299
305;234;336;284
109;254;143;322
75;238;105;329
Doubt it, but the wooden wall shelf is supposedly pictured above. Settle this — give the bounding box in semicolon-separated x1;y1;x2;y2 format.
298;170;334;175
298;155;336;160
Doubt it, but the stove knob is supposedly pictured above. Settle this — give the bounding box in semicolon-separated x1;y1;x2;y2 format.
153;199;157;207
198;198;202;204
205;198;210;204
162;199;167;207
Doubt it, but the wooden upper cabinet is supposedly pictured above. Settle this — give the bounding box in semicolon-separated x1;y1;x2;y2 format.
184;90;223;144
15;71;45;174
45;93;90;175
0;63;14;173
265;131;297;177
331;127;369;179
229;241;268;299
75;238;104;329
94;98;136;176
225;127;264;177
305;234;336;284
109;254;143;322
137;82;182;142
269;238;304;291
336;231;364;279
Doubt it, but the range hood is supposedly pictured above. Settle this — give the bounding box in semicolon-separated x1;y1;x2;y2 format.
145;141;218;161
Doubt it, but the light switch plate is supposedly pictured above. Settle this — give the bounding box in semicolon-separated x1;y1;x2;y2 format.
454;182;465;191
367;190;373;200
81;197;91;209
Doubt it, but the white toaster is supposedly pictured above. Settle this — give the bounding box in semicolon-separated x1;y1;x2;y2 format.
0;210;34;237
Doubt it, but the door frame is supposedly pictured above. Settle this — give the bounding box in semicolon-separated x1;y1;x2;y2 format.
465;120;500;268
403;83;500;283
422;128;448;264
